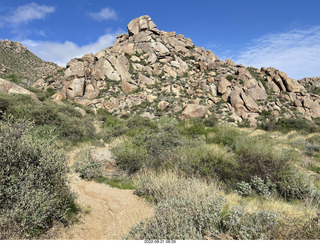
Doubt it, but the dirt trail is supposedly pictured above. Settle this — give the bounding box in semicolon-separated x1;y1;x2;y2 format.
56;147;154;240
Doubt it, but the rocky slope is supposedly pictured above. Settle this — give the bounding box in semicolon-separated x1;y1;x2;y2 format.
0;39;59;84
49;15;320;126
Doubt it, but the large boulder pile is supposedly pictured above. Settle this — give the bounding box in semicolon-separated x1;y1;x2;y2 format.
51;15;320;125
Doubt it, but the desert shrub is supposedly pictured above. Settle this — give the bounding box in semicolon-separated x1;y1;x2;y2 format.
260;117;320;134
126;115;157;129
219;207;279;240
203;116;218;127
250;176;276;197
0;116;74;239
226;75;233;82
304;143;320;157
112;141;149;173
128;172;282;240
235;182;252;197
307;134;320;144
209;124;245;146
25;86;50;102
173;144;238;182
46;87;56;97
236;176;276;197
74;149;102;180
232;135;290;182
6;73;23;84
112;125;192;172
277;169;320;202
127;172;226;239
275;117;320;133
178;118;208;138
274;213;320;239
0;93;97;143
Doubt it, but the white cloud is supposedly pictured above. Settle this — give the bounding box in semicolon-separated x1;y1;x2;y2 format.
234;26;320;79
0;2;55;26
21;29;124;66
88;7;117;21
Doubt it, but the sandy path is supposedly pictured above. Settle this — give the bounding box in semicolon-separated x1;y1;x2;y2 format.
56;147;154;240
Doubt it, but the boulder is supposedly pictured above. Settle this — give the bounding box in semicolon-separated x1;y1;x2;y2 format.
127;15;159;36
121;80;138;94
139;74;154;85
74;107;87;117
0;78;40;103
240;90;259;112
225;59;235;66
230;90;248;116
180;104;208;119
282;77;306;93
218;77;231;94
114;55;131;80
158;100;169;110
66;78;85;99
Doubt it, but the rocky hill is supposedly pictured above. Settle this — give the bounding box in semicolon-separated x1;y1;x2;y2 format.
48;15;319;126
0;39;59;85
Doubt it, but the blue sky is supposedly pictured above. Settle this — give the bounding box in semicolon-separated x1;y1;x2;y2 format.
0;0;319;79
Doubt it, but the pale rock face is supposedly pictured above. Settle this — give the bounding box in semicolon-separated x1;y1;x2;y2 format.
127;15;159;36
240;90;259;112
0;78;40;103
180;104;208;119
139;74;154;85
66;78;85;99
230;90;248;116
225;59;235;66
158;100;170;110
146;95;157;103
66;60;85;79
114;55;131;81
121;80;138;94
218;77;231;94
245;86;267;100
266;76;280;93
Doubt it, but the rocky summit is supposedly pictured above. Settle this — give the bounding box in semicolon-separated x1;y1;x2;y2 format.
46;15;320;125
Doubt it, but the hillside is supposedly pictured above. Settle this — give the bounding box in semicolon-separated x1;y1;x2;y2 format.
46;15;320;128
0;39;59;85
1;15;320;240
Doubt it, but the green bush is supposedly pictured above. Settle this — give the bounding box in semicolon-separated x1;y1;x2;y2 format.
250;176;276;197
128;173;226;240
112;125;191;172
209;124;245;147
232;135;290;182
304;143;320;157
277;170;320;202
173;144;238;181
74;149;102;180
129;172;281;240
235;182;252;197
0;93;97;143
112;141;149;173
0;116;74;239
220;207;279;240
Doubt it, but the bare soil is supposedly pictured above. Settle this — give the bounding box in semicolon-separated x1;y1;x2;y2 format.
54;146;154;240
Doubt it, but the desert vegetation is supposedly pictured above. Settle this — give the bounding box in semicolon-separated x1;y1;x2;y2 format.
1;88;320;239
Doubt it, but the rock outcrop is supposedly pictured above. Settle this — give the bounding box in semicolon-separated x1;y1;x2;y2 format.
50;15;320;125
0;78;40;103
